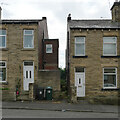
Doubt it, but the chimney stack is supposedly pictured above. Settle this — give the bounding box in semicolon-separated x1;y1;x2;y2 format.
67;14;71;21
0;7;2;20
111;1;120;22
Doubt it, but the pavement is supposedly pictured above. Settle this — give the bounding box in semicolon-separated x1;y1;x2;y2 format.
1;100;119;114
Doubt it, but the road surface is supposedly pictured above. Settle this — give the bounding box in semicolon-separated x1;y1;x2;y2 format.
2;109;118;118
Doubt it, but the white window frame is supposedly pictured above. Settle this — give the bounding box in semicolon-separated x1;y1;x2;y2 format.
0;30;6;48
0;61;7;83
103;37;117;56
103;67;117;89
75;37;85;56
46;44;53;53
23;30;34;48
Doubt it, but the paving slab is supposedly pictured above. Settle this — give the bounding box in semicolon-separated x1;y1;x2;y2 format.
2;101;119;114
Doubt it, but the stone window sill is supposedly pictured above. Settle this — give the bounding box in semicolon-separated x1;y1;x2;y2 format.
73;56;88;58
101;56;120;58
101;88;119;91
21;48;36;51
0;81;8;85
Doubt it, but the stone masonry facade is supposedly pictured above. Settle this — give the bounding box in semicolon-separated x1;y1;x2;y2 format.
1;22;39;100
69;29;120;103
66;1;120;104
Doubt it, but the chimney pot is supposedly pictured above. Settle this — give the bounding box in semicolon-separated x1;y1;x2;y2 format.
67;14;71;21
42;17;46;20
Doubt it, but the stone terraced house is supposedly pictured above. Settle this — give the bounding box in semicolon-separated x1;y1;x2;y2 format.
66;1;120;104
0;8;60;101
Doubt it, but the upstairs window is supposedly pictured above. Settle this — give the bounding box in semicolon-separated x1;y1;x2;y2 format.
46;44;52;53
0;30;6;48
103;37;117;56
23;30;34;48
103;68;117;89
75;37;85;56
0;61;6;82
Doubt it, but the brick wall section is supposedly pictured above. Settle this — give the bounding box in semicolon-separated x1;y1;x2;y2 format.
1;23;39;100
69;29;120;103
38;18;49;69
43;39;59;70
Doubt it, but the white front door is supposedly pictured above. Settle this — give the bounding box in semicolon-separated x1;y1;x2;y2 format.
23;61;34;91
75;73;85;97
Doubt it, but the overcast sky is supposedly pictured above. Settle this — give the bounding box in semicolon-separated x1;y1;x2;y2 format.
1;0;115;68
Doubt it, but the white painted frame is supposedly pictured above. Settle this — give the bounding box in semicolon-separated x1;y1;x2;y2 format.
23;61;34;91
0;30;6;48
74;67;85;97
23;30;34;49
75;37;85;56
0;61;7;83
103;67;117;89
103;37;117;56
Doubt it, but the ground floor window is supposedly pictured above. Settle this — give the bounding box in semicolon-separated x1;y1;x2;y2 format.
0;61;6;82
103;68;117;89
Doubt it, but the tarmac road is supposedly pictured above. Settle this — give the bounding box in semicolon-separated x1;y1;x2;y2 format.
2;109;118;118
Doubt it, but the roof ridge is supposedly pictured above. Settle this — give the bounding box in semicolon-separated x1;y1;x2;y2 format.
71;19;112;21
2;19;42;21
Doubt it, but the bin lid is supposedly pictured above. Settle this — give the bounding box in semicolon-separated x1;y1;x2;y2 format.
46;86;52;89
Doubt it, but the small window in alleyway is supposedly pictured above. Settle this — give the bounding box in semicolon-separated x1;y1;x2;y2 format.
23;30;34;48
103;37;117;56
103;68;117;89
0;30;6;48
75;37;85;56
46;44;52;53
0;61;6;82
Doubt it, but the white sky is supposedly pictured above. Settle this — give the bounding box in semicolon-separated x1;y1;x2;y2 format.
1;0;115;68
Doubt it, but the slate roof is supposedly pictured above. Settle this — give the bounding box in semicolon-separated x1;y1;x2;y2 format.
1;19;42;24
68;19;120;29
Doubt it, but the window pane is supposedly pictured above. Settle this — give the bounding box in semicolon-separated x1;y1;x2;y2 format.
0;68;6;81
46;48;52;53
30;71;31;78
104;75;116;87
24;35;33;48
0;36;6;47
24;30;33;35
75;67;84;72
103;37;117;43
104;68;116;73
75;43;84;55
24;62;33;66
79;78;81;84
0;30;6;35
46;44;52;53
0;62;5;67
103;44;116;55
26;71;28;78
75;37;85;43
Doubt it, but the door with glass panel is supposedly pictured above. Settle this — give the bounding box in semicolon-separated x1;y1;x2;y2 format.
75;67;85;97
23;61;34;91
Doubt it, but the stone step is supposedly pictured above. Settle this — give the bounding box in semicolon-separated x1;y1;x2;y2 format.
17;91;30;101
20;91;29;95
17;94;30;101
